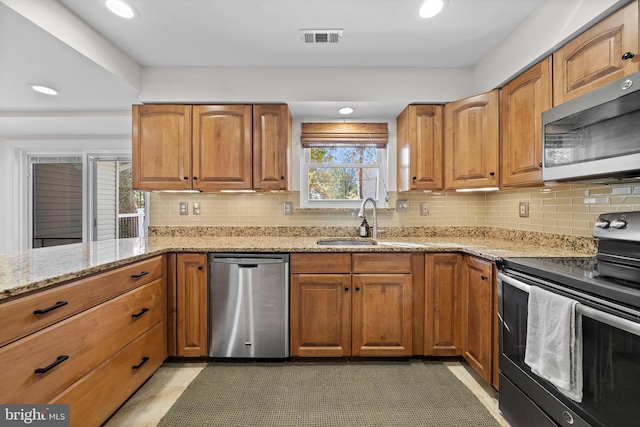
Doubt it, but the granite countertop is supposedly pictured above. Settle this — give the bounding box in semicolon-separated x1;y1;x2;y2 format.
0;231;595;301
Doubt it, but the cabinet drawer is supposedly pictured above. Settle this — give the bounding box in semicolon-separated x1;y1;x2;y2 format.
0;278;165;404
352;253;412;273
291;253;351;273
0;255;164;347
50;322;165;427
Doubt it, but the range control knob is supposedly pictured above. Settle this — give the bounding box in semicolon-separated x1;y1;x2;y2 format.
610;219;628;229
595;219;610;229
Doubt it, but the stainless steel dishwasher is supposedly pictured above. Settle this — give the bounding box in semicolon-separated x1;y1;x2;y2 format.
208;253;289;358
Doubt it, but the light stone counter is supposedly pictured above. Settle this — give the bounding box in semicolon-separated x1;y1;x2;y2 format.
0;227;596;301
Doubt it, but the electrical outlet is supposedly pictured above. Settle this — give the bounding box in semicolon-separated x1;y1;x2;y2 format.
193;202;200;215
179;202;188;215
519;202;529;218
396;200;409;211
284;202;293;215
420;202;429;216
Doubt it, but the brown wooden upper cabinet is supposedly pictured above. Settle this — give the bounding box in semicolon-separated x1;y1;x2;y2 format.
553;0;639;106
396;104;444;191
132;104;291;191
444;90;499;190
253;104;292;191
500;57;552;187
132;104;192;191
192;105;253;191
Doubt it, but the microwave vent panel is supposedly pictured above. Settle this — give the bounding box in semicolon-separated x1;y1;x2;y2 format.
300;29;343;44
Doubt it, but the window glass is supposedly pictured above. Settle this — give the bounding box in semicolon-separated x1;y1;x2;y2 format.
301;146;387;208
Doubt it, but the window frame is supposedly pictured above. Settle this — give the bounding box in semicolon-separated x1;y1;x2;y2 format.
299;145;388;209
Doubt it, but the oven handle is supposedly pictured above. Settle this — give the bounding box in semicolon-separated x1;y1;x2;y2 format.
498;272;640;337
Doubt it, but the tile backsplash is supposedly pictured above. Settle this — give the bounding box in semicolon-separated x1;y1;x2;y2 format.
149;182;640;237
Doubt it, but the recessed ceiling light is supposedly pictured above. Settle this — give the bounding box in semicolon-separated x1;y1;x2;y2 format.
28;84;59;96
338;107;354;115
418;0;448;19
105;0;137;19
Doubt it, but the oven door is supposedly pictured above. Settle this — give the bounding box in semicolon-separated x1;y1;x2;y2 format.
499;272;640;427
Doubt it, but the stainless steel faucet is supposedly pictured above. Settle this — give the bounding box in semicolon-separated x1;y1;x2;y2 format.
358;197;377;239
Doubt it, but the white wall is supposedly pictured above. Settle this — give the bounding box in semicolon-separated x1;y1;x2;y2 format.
473;0;626;92
140;66;475;106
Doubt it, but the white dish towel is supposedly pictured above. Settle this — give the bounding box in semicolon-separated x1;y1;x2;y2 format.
524;285;583;402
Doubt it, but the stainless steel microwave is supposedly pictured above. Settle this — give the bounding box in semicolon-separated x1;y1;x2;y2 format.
542;70;640;183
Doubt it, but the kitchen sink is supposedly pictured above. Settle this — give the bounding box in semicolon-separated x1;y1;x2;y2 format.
316;238;377;246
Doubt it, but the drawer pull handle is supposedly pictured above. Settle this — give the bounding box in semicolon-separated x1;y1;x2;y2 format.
131;308;149;318
34;301;68;315
35;355;68;374
132;357;150;370
131;271;149;278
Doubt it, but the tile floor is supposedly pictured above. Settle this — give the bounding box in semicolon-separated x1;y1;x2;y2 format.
104;360;511;427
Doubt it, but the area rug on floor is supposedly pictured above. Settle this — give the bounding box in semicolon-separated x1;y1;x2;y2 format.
157;361;500;427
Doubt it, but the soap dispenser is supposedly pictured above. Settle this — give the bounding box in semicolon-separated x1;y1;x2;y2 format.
359;218;369;237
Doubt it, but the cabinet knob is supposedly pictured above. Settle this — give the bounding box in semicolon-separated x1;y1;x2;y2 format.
622;52;635;60
280;176;285;180
412;176;417;180
183;176;188;180
345;287;349;292
198;266;203;270
539;162;543;168
481;275;488;281
193;176;198;180
355;287;360;291
489;171;495;176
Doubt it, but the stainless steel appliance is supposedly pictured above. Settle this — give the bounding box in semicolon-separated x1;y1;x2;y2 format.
542;70;640;183
208;253;289;358
498;211;640;427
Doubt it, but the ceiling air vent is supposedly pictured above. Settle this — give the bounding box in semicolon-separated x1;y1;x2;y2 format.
300;29;343;44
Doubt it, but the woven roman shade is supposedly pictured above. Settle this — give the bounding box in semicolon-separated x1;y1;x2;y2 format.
301;123;388;148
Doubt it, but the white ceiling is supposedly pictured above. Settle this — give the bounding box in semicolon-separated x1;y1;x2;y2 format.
0;0;551;136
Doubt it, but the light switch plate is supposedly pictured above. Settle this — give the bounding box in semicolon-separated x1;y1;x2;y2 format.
396;200;409;211
193;202;200;215
284;202;293;215
179;202;188;215
420;202;429;216
519;202;529;217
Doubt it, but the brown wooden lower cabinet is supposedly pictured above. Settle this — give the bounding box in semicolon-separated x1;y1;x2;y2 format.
424;253;463;356
290;273;351;357
461;255;494;383
352;273;413;356
290;253;413;357
168;253;208;357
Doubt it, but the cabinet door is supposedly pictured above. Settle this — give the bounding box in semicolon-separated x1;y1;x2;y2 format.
192;105;253;190
444;90;499;189
396;105;444;191
253;104;292;191
175;253;208;357
424;254;462;356
290;274;352;357
461;256;493;383
501;57;552;187
553;0;639;105
132;104;192;191
352;274;412;357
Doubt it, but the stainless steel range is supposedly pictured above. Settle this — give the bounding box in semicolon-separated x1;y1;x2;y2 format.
498;211;640;427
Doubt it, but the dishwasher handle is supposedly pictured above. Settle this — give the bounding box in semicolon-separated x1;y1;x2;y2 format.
209;255;288;266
